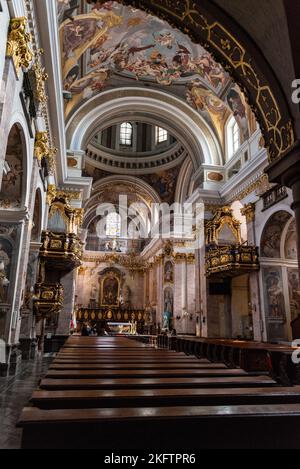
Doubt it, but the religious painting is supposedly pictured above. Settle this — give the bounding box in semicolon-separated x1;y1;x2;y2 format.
0;125;23;209
262;267;286;323
58;1;230;117
261;211;292;258
186;79;228;141
164;261;174;284
288;269;300;321
141;166;180;204
285;220;297;260
0;238;13;304
226;85;249;140
100;271;120;307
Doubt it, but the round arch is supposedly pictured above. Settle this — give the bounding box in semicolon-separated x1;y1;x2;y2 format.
66;88;223;168
257;205;295;250
1;120;30;209
259;209;294;258
83;175;162;229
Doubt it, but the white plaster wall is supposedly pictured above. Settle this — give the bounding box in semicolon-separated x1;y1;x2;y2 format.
0;1;10;90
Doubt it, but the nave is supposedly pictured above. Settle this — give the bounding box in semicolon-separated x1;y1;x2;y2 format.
17;336;300;449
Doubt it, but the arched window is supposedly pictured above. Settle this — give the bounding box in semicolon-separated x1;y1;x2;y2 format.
226;116;240;159
155;126;168;144
120;122;133;146
106;212;121;237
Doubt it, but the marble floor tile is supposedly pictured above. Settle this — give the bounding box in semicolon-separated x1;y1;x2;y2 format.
0;357;52;450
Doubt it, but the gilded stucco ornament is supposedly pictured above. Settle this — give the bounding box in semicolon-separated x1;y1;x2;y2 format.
6;17;33;76
34;132;50;161
46;184;81;206
32;49;48;108
205;206;241;245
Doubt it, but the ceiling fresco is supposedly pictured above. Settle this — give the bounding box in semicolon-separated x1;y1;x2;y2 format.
83;163;180;204
57;1;250;142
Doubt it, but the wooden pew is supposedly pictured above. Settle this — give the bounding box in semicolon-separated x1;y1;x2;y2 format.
49;363;228;370
39;375;277;390
18;404;300;449
30;386;300;409
168;336;300;385
45;368;250;379
18;335;300;449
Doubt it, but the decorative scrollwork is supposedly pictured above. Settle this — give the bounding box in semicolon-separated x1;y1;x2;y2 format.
31;49;48;108
6;17;33;76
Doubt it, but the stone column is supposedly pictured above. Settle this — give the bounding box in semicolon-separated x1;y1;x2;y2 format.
187;255;196;335
56;269;77;337
182;257;187;312
19;244;41;359
199;243;208;337
148;264;154;306
156;259;164;327
241;203;264;341
182;256;188;334
173;256;183;333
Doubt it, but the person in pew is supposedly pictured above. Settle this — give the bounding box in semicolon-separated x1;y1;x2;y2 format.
81;324;89;337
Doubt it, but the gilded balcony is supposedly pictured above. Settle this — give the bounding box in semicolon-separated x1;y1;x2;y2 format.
206;245;260;278
33;283;63;322
40;231;83;270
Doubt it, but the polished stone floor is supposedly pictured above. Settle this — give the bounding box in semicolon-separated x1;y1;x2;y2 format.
0;356;52;449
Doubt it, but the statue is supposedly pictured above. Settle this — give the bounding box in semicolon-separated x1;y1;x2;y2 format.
90;284;97;301
0;252;10;303
164;290;173;314
164;262;173;283
162;311;171;331
122;284;131;308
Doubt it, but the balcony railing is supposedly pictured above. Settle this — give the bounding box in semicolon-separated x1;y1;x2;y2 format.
262;185;288;211
206;244;260;277
33;283;63;321
40;231;83;270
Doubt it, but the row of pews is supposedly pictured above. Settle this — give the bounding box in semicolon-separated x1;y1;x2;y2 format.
18;336;300;449
158;335;300;386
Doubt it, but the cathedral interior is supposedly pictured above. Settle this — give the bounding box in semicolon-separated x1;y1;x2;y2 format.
1;0;300;450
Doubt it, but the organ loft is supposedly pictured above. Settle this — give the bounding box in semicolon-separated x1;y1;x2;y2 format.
0;0;300;450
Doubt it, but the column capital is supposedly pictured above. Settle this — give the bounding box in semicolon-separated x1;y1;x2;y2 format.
241;203;256;223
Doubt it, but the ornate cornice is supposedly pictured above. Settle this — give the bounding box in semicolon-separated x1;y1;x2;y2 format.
34;131;50;161
46;184;82;206
34;132;57;174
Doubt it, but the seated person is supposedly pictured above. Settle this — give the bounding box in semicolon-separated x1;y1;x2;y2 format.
81;324;89;337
